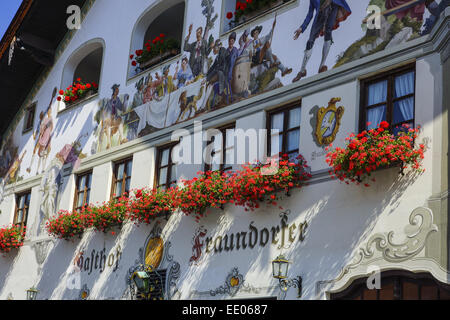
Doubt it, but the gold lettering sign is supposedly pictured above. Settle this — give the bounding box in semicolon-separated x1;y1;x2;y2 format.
315;97;345;146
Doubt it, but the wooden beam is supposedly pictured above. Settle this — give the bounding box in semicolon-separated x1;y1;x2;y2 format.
0;0;34;60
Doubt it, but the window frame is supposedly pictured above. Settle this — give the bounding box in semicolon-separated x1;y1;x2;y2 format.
266;102;302;158
13;190;31;235
73;170;93;212
155;142;179;190
22;102;36;134
204;123;236;174
359;63;416;133
111;157;133;200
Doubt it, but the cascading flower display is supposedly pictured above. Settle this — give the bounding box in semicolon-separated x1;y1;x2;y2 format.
45;210;89;240
325;122;425;186
128;187;179;225
178;170;233;222
57;78;98;104
229;154;311;211
86;195;129;233
45;152;311;239
0;225;26;254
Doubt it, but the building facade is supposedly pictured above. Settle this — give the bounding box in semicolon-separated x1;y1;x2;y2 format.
0;0;449;300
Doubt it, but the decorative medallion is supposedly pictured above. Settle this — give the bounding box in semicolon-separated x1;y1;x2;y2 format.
314;97;345;146
210;268;245;297
79;284;90;300
145;236;164;270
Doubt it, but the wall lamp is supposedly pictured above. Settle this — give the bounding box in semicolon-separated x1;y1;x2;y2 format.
272;254;302;298
26;287;39;300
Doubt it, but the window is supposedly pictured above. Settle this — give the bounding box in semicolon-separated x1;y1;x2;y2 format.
267;103;301;160
23;103;36;133
222;0;295;34
73;171;92;211
155;143;178;190
204;123;236;173
14;191;31;234
60;40;103;110
129;1;185;77
360;65;415;135
72;47;103;85
111;158;133;199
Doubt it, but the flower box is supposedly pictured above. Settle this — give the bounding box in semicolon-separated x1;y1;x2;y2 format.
139;49;180;71
130;35;181;72
128;188;178;224
326;122;425;186
45;211;88;241
227;0;292;30
57;78;99;107
0;225;26;254
86;197;128;234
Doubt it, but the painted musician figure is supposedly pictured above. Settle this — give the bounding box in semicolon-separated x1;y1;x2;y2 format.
293;0;351;82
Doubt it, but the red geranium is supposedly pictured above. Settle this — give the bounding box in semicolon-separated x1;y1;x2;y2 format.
326;123;425;186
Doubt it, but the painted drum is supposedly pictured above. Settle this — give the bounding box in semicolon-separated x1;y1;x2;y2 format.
232;55;251;95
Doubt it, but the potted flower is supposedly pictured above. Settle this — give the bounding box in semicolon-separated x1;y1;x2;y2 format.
45;210;89;240
130;34;180;71
325;122;425;186
0;225;26;254
128;187;178;224
57;78;99;106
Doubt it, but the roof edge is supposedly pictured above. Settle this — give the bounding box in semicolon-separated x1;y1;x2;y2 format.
0;0;34;60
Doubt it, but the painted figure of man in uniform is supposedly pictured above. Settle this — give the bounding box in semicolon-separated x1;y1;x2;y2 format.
226;32;239;86
292;0;351;82
27;106;54;174
184;24;209;77
207;39;229;103
251;16;292;77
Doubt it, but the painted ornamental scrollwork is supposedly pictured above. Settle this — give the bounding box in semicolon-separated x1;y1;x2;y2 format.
316;207;438;297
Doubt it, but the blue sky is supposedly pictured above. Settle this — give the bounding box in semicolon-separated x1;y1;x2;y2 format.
0;0;23;40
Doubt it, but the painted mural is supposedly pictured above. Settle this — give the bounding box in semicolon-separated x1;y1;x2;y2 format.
93;85;130;152
35;135;87;235
0;0;448;208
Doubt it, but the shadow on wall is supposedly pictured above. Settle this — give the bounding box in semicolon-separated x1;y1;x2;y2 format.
0;250;23;299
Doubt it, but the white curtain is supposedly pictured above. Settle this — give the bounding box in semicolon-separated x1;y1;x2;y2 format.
367;80;387;129
394;72;414;123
